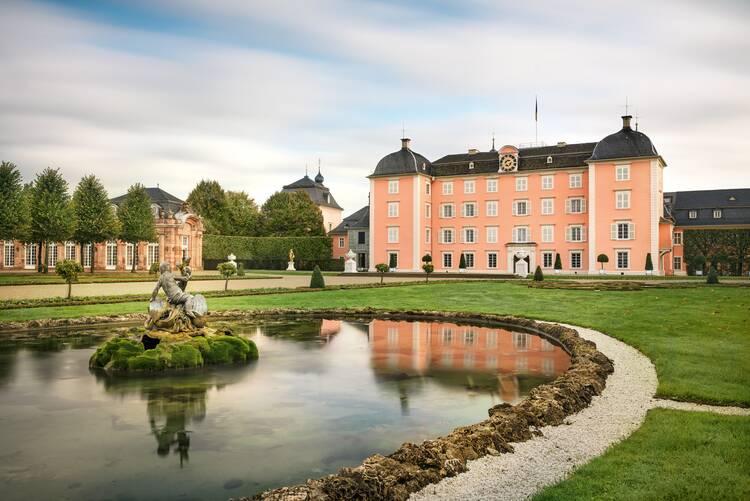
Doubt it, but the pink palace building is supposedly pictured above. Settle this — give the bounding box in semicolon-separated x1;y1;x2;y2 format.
368;115;679;275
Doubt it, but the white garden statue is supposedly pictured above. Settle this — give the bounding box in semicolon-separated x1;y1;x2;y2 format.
344;249;357;273
227;253;237;268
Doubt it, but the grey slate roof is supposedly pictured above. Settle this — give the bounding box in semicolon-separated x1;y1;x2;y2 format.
110;187;185;214
664;189;750;228
371;139;432;177
282;175;343;210
330;205;370;235
589;116;659;162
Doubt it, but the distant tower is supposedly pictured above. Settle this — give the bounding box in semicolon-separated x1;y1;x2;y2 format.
315;158;324;184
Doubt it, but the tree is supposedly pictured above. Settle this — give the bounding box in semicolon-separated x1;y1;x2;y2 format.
690;255;706;275
259;191;325;237
422;254;432;264
597;253;609;271
375;263;389;284
117;183;157;272
533;265;544;281
187;180;229;234
722;230;750;276
0;161;25;241
217;262;237;291
71;175;120;273
56;259;83;299
645;253;654;273
459;253;467;271
706;267;719;284
554;253;562;271
225;190;260;236
389;253;398;270
310;265;325;288
422;263;434;282
30;168;74;273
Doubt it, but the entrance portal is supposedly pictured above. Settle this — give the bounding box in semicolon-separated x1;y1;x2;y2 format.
514;259;529;276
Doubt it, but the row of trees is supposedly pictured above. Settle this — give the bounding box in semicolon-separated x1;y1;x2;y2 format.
186;180;325;237
683;229;750;276
0;162;156;273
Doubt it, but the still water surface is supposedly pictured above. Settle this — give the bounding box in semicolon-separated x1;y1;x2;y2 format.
0;317;569;500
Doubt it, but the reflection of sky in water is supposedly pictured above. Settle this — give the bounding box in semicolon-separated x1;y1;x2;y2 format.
0;319;569;500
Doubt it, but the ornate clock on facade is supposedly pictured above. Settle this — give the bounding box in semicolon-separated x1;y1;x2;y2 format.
500;153;518;172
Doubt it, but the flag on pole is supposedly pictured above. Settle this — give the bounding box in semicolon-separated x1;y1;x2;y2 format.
535;96;538;122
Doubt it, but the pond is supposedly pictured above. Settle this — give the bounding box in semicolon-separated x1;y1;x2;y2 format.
0;316;570;500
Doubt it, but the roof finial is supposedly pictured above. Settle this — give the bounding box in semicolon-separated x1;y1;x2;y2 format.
401;120;406;139
624;96;630;116
314;158;324;184
305;163;308;176
491;131;496;151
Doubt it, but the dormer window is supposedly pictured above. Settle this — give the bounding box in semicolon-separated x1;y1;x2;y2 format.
326;194;330;204
688;210;697;219
468;161;474;169
664;196;672;203
546;156;552;164
713;209;722;219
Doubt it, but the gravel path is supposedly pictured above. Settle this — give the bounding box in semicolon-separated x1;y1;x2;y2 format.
651;398;750;416
410;323;659;501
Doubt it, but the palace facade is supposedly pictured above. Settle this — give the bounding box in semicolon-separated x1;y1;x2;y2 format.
367;115;739;276
1;187;204;272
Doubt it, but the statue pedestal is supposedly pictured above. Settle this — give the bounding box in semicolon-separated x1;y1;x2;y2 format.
286;261;296;271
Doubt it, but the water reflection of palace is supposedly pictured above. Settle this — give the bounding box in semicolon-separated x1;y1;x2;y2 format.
368;319;570;402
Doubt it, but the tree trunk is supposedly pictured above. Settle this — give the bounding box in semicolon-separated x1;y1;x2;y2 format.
38;241;45;273
91;244;96;273
380;274;384;285
79;242;84;266
224;278;229;291
132;242;137;273
67;281;72;299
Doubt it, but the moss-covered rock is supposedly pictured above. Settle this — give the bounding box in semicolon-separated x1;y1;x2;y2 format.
89;330;258;373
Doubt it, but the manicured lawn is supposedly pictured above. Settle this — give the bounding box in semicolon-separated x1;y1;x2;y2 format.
0;272;277;285
535;409;750;500
1;281;748;406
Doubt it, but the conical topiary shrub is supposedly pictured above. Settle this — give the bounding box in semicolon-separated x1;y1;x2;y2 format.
459;253;467;271
706;267;719;284
645;253;654;274
533;265;544;281
554;253;562;273
310;265;325;288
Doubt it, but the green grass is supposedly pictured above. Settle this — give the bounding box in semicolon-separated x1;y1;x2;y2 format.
0;271;278;285
2;281;748;406
535;409;750;500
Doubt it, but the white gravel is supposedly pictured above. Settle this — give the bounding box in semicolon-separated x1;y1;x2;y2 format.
651;398;750;416
410;323;659;501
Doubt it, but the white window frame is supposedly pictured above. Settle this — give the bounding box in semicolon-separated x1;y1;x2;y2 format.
181;235;189;262
616;249;630;270
4;241;15;268
541;175;554;190
442;252;453;268
570;250;583;269
541;198;554;215
611;221;635;241
486;226;498;244
47;243;58;268
425;181;431;194
713;209;722;219
387;226;399;244
513;226;530;243
673;256;682;270
616;190;631;209
541;225;554;243
83;243;92;268
462;201;477;217
463;227;476;244
387;179;399;194
673;232;682;245
106;241;118;270
441;203;454;218
24;243;36;269
542;251;554;268
146;243;159;267
442;181;453;195
569;173;582;189
464;179;476;194
616;164;630;181
566;225;586;242
64;241;76;261
487;252;498;269
688;210;697;219
512;199;530;216
425;203;431;219
486;178;498;193
425;227;431;244
486;200;498;217
441;228;454;244
463;252;475;268
125;242;135;269
387;201;399;218
338;237;345;248
515;176;528;192
566;197;586;214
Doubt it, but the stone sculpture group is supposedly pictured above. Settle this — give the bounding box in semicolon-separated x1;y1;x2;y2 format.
147;259;208;333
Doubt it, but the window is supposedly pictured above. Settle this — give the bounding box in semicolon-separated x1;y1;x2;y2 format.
441;228;454;244
515;177;528;191
181;235;189;262
673;256;682;270
616;164;630;181
569;173;582;188
338;237;345;248
358;231;366;245
463;228;476;243
83;243;92;268
566;197;586;214
462;202;477;217
147;243;159;267
388;252;398;269
425;203;431;219
616;191;631;209
567;225;585;242
387;201;399;217
688;210;697;219
514;332;530;350
65;241;76;261
387;226;399;243
513;200;529;216
106;241;118;269
542;251;554;268
125;242;134;269
486;179;498;193
570;251;582;269
442;181;453;195
441;203;454;218
616;250;630;269
486;226;498;244
713;209;722;219
541;175;554;190
541;225;554;243
425;181;430;194
611;222;635;240
673;232;682;245
513;226;529;243
487;331;498;348
541;198;554;215
487;252;498;269
464;180;476;194
486;201;498;217
442;327;453;344
443;252;453;268
463;252;475;268
47;243;58;268
24;243;36;269
4;241;14;268
388;179;399;194
425;227;431;243
468;161;474;170
546;156;553;164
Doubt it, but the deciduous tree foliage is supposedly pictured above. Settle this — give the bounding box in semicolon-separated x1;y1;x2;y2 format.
30;168;74;272
0;161;24;240
117;183;157;272
684;229;750;275
225;190;260;236
72;175;120;272
56;259;84;298
187;180;229;234
260;191;325;237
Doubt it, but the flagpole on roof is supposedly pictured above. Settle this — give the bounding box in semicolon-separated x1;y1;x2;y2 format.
535;95;538;145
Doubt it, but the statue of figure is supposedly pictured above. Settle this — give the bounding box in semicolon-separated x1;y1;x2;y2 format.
286;249;296;271
151;262;191;307
288;248;295;262
148;262;207;332
176;257;192;292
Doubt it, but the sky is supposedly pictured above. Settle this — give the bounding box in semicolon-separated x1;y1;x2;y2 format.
1;0;749;214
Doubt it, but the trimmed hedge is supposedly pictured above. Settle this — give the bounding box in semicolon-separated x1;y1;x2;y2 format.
203;234;335;271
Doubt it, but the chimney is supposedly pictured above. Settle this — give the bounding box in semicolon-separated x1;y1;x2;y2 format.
401;138;411;149
622;115;633;129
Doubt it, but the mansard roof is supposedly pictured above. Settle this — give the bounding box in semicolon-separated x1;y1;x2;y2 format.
664;188;750;228
110;187;185;214
330;205;369;235
282;175;343;210
371;139;432;177
589;116;659;162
